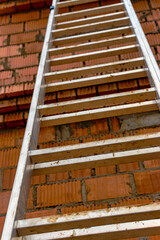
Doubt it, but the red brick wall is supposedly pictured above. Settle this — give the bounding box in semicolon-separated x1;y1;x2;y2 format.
0;0;160;239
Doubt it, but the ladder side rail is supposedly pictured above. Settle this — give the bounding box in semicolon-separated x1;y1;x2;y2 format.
123;0;160;107
1;1;58;239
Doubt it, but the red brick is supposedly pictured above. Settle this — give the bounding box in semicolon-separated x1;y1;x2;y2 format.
37;180;82;207
31;0;45;8
45;93;56;104
111;196;153;208
16;66;38;76
71;2;99;12
51;62;83;72
149;236;160;240
90;119;109;135
8;54;38;69
25;18;48;31
25;42;43;54
0;191;11;214
132;0;149;11
26;208;57;219
49;172;69;182
5;84;24;98
15;128;25;146
16;75;34;84
16;0;31;12
4;112;25;128
144;158;160;169
10;31;39;45
77;86;97;99
147;9;160;21
0;148;20;168
95;165;116;175
0;2;16;15
0;216;5;238
46;0;52;7
2;168;16;190
0;15;10;25
31;175;46;185
12;11;39;23
147;34;160;46
58;7;69;14
118;80;138;92
38;127;56;143
134;170;160;194
85;174;131;201
111;117;120;132
0;45;22;58
17;96;31;110
27;187;34;209
150;0;160;8
98;83;117;96
119;162;139;172
41;9;50;18
0;35;7;47
0;86;5;99
0;71;12;80
0;77;15;86
57;89;76;102
138;78;150;89
141;22;157;34
71;169;91;179
0;23;23;36
0;114;4;127
24;82;35;95
70;123;89;138
0;98;17;113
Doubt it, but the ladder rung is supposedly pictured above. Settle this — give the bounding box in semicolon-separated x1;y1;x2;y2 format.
44;57;145;84
33;146;160;175
53;17;130;38
53;26;132;46
45;68;147;93
40;100;158;127
29;132;160;163
56;11;126;29
48;44;139;66
57;0;99;8
48;35;136;56
15;203;160;236
38;88;156;116
12;219;160;240
55;3;124;22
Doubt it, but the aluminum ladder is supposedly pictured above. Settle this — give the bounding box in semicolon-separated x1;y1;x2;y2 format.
2;0;160;239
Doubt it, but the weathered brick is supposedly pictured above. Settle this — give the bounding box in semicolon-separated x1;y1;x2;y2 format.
25;18;48;31
25;42;43;54
0;35;7;47
0;23;23;35
38;127;56;143
8;54;39;69
0;191;11;214
16;66;38;76
12;10;39;23
10;31;39;45
0;71;12;80
16;75;34;84
134;170;160;194
85;175;131;201
111;117;120;132
0;45;22;58
37;180;82;207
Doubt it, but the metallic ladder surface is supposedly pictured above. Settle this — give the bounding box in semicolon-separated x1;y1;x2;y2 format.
2;0;160;239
